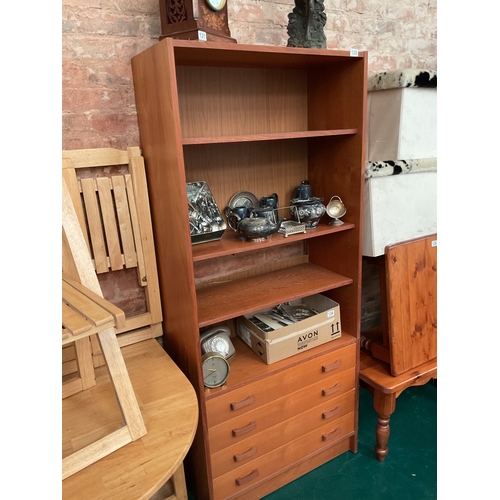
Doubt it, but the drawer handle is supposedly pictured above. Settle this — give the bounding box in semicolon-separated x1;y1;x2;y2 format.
235;469;259;486
322;406;341;420
322;383;341;397
234;445;258;462
232;421;257;437
322;426;341;442
322;359;341;373
230;395;255;411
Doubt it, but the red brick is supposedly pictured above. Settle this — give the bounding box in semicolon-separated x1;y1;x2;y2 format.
91;112;139;135
233;5;265;22
62;88;103;112
62;61;88;87
62;0;437;150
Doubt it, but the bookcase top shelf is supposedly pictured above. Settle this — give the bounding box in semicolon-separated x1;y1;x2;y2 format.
168;39;368;69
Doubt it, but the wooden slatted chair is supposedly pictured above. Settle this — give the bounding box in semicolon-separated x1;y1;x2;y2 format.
359;234;437;461
62;177;147;479
62;147;162;341
62;147;162;379
62;273;126;398
62;148;190;498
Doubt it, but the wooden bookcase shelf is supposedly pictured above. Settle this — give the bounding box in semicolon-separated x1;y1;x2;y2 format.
196;263;353;328
192;221;355;261
182;129;358;145
132;39;367;500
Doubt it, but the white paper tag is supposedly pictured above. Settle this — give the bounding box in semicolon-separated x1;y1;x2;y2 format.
198;31;207;41
350;48;358;57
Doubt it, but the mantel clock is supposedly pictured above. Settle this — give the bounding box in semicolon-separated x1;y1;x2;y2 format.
159;0;237;43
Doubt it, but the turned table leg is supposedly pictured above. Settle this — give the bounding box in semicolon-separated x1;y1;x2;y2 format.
373;390;396;462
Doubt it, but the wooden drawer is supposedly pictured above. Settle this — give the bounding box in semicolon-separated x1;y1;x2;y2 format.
208;367;355;454
211;389;355;478
206;344;356;428
213;411;355;500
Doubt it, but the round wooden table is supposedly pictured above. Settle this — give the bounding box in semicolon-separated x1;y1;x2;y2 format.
63;339;199;500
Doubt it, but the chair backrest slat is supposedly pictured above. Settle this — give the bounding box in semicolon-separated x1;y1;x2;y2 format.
96;176;124;271
81;177;109;273
111;175;137;269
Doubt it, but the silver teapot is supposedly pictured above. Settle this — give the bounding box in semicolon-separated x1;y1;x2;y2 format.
226;207;282;242
236;215;284;242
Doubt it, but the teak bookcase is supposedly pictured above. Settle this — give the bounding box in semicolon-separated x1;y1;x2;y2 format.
131;39;367;500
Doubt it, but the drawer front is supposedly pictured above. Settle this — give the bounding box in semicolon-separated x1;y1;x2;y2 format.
211;389;355;478
213;411;355;500
208;367;355;454
206;343;356;428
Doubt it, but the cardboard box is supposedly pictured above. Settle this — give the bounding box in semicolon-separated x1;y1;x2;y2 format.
236;294;342;364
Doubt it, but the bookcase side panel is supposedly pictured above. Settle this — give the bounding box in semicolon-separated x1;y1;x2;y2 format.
132;40;214;500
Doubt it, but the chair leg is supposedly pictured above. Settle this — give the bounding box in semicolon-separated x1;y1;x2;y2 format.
148;464;188;500
74;337;96;390
171;463;188;500
373;390;396;462
375;414;391;462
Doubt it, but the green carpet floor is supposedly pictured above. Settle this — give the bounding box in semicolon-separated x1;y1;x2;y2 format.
263;382;437;500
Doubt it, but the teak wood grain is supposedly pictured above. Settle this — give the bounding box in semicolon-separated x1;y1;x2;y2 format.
205;341;356;427
210;389;355;478
213;412;355;500
192;222;355;262
182;129;358;145
196;263;352;328
131;39;367;500
231;440;351;500
208;368;355;454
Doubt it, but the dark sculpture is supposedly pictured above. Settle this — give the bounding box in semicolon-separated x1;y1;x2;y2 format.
287;0;327;49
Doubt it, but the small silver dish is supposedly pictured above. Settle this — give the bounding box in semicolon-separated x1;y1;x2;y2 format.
227;191;259;210
278;220;307;237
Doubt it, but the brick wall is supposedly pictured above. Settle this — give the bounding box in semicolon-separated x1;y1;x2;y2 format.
62;0;437;330
62;0;437;150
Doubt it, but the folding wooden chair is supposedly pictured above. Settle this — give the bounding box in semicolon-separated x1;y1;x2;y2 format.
62;147;163;380
359;234;437;461
62;147;162;343
62;177;147;479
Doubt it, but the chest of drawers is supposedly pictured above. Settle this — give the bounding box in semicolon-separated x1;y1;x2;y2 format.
206;342;357;499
